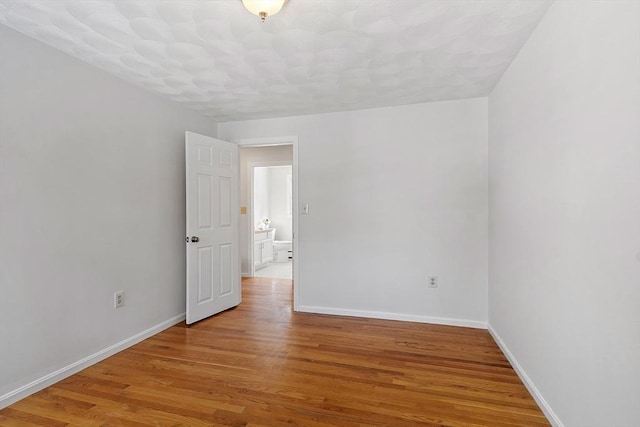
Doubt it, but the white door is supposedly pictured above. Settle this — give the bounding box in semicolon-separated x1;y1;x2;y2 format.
185;131;240;324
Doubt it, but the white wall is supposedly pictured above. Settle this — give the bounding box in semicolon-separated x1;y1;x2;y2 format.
253;167;271;227
252;165;292;240
0;25;216;403
220;98;488;326
488;2;640;426
269;166;293;242
239;146;293;274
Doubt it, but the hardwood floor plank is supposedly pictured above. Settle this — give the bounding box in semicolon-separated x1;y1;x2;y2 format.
0;408;67;427
0;277;549;426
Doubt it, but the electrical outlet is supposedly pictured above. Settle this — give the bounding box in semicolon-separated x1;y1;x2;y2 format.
114;290;124;308
428;276;438;288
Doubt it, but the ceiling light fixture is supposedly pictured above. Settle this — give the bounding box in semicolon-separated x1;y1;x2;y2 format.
241;0;286;22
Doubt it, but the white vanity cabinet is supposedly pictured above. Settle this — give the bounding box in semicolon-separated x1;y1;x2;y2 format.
254;229;275;269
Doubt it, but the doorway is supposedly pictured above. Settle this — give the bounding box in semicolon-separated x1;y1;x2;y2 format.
237;136;299;311
252;165;293;280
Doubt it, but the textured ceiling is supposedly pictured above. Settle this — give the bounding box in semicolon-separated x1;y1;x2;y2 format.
0;0;552;122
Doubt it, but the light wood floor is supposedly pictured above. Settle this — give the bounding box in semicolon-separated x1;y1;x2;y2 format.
0;277;549;426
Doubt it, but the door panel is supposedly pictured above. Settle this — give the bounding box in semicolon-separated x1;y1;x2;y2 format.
219;243;233;295
186;132;240;325
219;177;232;227
197;245;213;302
197;174;213;228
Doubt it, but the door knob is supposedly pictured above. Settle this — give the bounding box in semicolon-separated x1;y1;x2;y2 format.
191;236;200;242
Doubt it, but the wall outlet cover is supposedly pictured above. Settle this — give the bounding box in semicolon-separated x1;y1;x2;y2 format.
428;276;438;288
114;290;124;308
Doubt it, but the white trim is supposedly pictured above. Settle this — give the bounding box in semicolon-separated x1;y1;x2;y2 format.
237;136;300;312
236;136;297;147
488;325;563;427
0;313;185;409
298;305;487;329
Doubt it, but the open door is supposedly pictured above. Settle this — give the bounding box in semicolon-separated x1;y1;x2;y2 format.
185;131;240;324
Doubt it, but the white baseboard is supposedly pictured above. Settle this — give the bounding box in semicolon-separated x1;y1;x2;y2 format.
297;305;487;329
488;325;564;427
0;313;185;409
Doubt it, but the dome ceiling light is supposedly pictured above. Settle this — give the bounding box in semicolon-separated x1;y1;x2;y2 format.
241;0;286;22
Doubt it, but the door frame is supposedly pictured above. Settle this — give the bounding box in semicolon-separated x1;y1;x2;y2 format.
237;136;300;311
249;160;293;278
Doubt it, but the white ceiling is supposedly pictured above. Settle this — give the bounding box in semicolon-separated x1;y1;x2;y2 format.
0;0;551;122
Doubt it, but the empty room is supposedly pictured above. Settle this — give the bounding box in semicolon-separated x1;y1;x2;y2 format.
0;1;638;426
